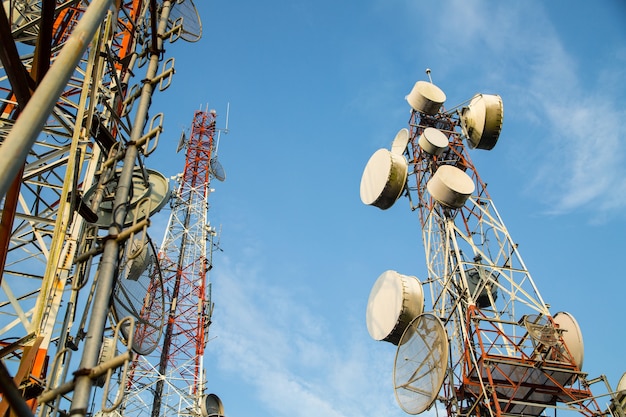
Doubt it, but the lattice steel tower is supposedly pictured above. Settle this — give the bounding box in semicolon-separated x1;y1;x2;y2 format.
361;74;625;417
118;109;224;417
0;2;207;417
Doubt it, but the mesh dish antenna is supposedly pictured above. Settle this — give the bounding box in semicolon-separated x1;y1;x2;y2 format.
393;313;449;415
112;235;165;355
83;168;171;228
524;314;559;347
210;156;226;181
168;0;202;42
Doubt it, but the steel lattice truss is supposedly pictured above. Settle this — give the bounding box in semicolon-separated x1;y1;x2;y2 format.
119;110;217;417
402;96;608;417
0;1;201;417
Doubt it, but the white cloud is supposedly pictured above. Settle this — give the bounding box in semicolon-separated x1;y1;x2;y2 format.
410;0;626;219
207;254;407;417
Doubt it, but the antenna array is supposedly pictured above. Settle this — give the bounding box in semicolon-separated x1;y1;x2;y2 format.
361;73;625;417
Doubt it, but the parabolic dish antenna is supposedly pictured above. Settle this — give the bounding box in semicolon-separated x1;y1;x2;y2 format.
553;311;584;370
459;93;503;150
406;81;446;116
426;165;475;209
418;127;448;156
210;157;226;181
524;314;559;347
360;148;408;210
112;235;165;355
366;270;424;346
169;0;202;42
200;393;225;417
83;168;171;228
391;128;410;155
393;313;449;415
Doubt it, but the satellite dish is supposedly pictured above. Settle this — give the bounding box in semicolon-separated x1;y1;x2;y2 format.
83;168;171;228
366;270;424;346
169;0;202;42
360;149;408;210
426;165;475;209
391;128;410;155
393;313;449;415
553;311;584;370
200;393;225;417
406;81;446;115
112;235;165;355
417;127;448;156
523;314;559;347
459;93;503;150
210;157;226;181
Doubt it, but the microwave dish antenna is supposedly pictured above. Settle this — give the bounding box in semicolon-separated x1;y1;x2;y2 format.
524;314;559;347
393;313;449;415
112;234;165;355
366;270;424;345
406;81;446;115
417;127;448;156
553;311;584;370
459;93;503;150
83;168;171;228
200;393;225;417
391;128;410;155
168;0;202;42
210;156;226;181
361;73;620;417
360;148;408;210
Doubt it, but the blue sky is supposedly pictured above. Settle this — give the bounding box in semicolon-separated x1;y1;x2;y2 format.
147;1;626;416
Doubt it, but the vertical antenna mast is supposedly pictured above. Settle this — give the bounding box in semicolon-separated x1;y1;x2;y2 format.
121;109;224;417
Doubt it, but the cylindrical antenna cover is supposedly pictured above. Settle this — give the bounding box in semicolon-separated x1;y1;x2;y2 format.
406;81;446;115
460;93;504;150
360;149;408;210
426;165;475;208
366;270;424;345
418;127;449;155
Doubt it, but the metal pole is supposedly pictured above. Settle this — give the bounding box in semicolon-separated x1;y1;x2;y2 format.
0;0;115;200
70;2;173;416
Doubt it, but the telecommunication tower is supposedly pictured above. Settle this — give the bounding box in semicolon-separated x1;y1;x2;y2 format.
0;1;209;417
360;72;626;417
117;108;226;417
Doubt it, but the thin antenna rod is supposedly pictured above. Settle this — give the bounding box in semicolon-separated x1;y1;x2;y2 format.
224;102;230;134
426;68;433;83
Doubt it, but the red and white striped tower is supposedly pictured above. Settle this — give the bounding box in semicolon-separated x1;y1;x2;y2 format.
121;109;220;417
